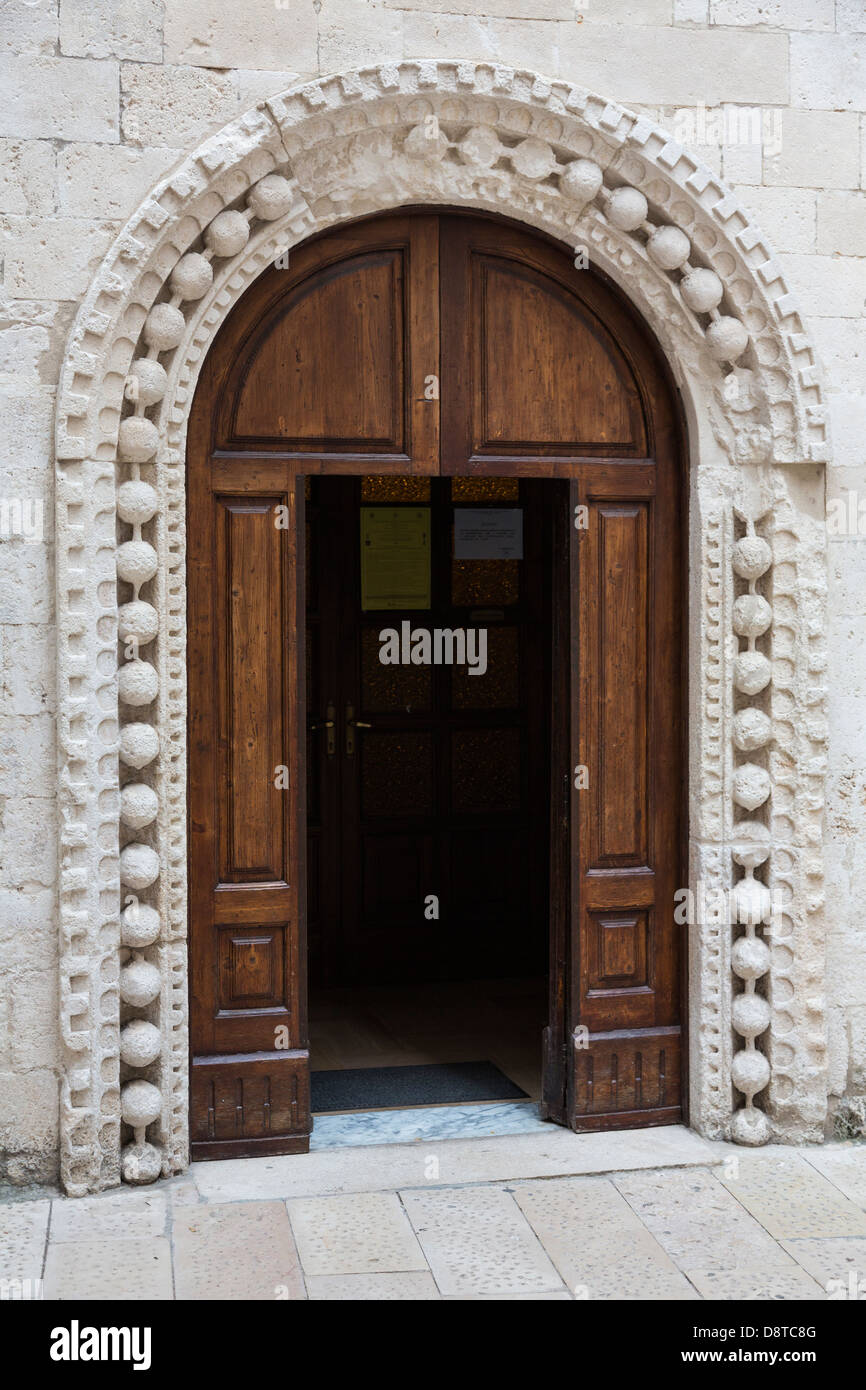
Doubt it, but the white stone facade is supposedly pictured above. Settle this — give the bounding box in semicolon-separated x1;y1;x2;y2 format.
0;2;863;1193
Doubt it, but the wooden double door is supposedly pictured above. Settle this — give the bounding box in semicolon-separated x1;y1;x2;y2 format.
187;211;685;1160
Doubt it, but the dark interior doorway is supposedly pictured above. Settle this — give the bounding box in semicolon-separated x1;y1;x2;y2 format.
306;474;554;1111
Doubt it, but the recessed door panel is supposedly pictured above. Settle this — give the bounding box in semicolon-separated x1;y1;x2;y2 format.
212;215;440;465
233;254;404;448
475;258;644;454
584;501;650;870
216;498;288;885
441;219;651;468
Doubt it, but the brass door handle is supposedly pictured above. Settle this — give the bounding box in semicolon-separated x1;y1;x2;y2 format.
310;701;336;756
345;704;372;755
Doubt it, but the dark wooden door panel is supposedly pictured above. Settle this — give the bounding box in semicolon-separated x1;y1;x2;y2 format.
232;253;404;448
475;259;644;453
582;501;649;869
215;498;289;885
440;216;649;468
211;215;440;466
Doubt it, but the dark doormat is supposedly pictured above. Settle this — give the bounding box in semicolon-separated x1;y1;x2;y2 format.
310;1060;528;1113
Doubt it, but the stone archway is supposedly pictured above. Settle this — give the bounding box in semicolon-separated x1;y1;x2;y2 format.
54;61;830;1196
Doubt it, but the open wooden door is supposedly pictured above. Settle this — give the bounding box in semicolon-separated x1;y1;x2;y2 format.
188;468;309;1159
439;215;685;1131
543;467;684;1131
187;216;439;1158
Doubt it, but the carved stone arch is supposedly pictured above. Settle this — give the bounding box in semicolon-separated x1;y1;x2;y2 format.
54;61;829;1195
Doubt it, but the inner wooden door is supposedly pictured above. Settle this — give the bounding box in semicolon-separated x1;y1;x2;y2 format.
185;211;685;1160
306;474;550;991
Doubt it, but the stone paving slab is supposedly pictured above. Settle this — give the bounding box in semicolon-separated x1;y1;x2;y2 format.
0;1197;49;1282
401;1186;566;1297
172;1200;305;1301
801;1147;866;1212
614;1168;797;1272
780;1236;866;1295
43;1237;173;1301
718;1154;866;1239
512;1176;699;1300
287;1192;428;1277
50;1188;167;1243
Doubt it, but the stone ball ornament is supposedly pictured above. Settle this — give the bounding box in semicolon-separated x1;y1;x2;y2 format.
169;252;213;301
120;900;161;949
731;1106;771;1147
127;358;168;408
732;594;772;639
117;540;158;587
732;762;771;812
121;1078;162;1128
646;225;691;271
732;993;771;1040
121;1139;162;1185
732;933;771;981
560;158;603;204
118;660;158;706
120;1018;162;1068
680;267;724;314
246;172;294;221
119;722;159;769
732;535;772;581
205;209;250;259
511;137;557;181
119;842;160;891
119;956;161;1008
733;707;772;752
734;649;771;695
120;782;159;830
731;819;771;870
404;122;448;160
458;125;502;167
732;875;772;926
118;416;159;464
118;600;159;646
605;185;648;231
706;315;749;363
117;480;159;526
731;1048;770;1099
143;302;186;353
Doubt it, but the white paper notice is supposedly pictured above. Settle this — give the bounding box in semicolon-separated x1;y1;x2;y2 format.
453;508;523;560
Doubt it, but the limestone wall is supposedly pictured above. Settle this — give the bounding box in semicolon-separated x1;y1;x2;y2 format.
1;0;864;1182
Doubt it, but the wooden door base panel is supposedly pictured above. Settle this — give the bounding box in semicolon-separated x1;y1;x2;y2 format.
190;1051;311;1160
571;1027;682;1126
569;1106;683;1133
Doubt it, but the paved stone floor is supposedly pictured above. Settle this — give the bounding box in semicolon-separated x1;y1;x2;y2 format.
3;1128;866;1300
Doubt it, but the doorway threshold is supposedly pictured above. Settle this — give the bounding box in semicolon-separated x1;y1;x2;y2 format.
310;1100;550;1150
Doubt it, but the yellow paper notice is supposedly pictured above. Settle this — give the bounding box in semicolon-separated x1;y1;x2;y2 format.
360;507;431;611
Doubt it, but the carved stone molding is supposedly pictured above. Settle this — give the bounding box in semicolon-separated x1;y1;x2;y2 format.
54;62;829;1193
